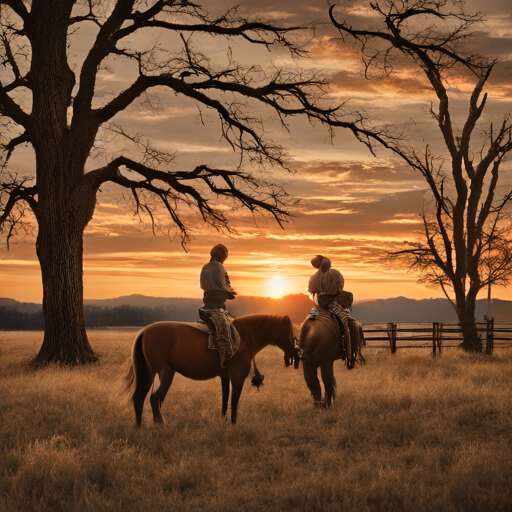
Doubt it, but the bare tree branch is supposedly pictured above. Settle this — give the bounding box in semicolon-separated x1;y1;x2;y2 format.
0;0;29;22
1;130;29;166
84;156;293;248
0;171;37;247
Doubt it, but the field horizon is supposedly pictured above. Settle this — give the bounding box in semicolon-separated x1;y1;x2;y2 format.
1;329;512;512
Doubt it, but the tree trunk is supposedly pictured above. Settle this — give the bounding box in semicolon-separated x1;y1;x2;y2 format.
456;294;482;353
32;215;98;366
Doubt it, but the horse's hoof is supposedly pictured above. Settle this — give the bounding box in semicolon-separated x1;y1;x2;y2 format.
313;400;325;409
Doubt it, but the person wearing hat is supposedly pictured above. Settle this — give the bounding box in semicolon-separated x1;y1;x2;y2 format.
308;254;354;365
200;244;237;310
308;255;345;309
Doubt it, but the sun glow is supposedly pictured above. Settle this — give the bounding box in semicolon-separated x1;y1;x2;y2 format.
266;276;289;299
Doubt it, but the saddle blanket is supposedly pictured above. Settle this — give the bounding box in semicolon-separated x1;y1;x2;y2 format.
198;308;240;368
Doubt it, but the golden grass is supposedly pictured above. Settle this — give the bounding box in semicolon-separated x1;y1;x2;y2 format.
1;329;512;512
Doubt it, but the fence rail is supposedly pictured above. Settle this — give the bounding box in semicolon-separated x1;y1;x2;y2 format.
361;319;512;355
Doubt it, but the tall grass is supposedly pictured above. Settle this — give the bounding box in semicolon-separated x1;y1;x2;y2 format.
1;330;511;512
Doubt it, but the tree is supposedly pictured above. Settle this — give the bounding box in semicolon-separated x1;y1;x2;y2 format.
330;0;512;351
0;0;385;365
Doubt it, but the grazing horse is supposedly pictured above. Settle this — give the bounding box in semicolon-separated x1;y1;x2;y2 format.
300;313;365;407
122;314;296;426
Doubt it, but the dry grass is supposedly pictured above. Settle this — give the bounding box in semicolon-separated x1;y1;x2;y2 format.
1;329;511;512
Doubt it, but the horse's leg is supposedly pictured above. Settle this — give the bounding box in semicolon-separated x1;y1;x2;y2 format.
132;356;154;428
150;363;176;424
303;359;322;404
320;362;337;407
229;364;250;424
221;373;230;418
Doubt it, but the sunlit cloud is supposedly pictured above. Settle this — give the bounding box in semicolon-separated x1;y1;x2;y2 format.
380;219;422;225
303;208;355;215
266;233;408;242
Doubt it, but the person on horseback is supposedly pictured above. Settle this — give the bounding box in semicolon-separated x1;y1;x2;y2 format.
300;256;365;408
200;244;237;310
308;255;356;367
198;244;240;368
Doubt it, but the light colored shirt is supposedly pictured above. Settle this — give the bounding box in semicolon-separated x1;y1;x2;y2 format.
200;260;235;293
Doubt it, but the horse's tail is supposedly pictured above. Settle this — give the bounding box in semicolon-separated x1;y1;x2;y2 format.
120;330;147;402
251;357;265;390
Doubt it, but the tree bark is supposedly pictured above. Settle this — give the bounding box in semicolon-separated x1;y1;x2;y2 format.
33;217;98;366
456;293;482;352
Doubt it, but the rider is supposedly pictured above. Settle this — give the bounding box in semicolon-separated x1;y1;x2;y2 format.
308;255;352;362
200;244;237;310
308;255;344;308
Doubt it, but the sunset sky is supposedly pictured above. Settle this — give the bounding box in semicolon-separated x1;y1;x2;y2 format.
2;0;512;303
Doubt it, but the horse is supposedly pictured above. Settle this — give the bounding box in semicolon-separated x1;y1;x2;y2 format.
122;314;296;426
300;311;365;407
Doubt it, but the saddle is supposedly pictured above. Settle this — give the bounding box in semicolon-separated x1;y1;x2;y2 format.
198;308;240;368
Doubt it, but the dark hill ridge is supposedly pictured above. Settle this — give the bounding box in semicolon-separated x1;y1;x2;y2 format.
352;296;511;323
82;293;315;324
1;294;511;325
352;296;459;323
0;298;42;314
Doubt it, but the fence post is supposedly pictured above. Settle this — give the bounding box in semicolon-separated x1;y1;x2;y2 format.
432;322;443;356
486;317;494;355
387;322;397;354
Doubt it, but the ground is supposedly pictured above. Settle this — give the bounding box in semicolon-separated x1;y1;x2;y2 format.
1;329;511;512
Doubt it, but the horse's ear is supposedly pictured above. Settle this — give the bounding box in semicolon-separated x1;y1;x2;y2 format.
282;315;291;325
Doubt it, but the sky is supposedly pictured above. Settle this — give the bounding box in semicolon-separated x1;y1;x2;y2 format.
2;0;512;303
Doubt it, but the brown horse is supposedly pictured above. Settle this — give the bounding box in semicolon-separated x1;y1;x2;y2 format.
300;313;365;407
122;314;296;426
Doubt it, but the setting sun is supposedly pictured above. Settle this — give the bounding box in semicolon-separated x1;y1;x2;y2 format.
266;276;289;299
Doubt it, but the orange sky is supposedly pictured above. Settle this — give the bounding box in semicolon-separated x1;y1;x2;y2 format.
2;0;512;304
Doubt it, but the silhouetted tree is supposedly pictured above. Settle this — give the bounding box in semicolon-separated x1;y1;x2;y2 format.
0;0;387;365
330;0;512;351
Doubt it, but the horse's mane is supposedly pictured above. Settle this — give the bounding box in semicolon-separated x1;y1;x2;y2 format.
233;314;291;346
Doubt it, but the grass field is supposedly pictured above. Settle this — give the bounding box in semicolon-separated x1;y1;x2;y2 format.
1;329;512;512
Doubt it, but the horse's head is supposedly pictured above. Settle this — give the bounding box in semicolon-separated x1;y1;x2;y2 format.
283;322;301;368
276;315;297;367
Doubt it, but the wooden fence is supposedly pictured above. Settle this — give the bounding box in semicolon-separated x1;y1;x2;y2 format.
361;319;512;355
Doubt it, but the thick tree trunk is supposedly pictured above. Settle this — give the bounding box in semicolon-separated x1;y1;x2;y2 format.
26;1;99;365
32;217;98;366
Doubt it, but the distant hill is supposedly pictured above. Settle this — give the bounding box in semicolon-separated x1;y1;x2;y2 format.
0;298;42;314
352;296;458;323
352;296;511;323
1;294;511;328
83;293;315;324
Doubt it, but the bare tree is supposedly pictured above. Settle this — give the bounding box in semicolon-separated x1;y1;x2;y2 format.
0;0;385;365
330;0;512;351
